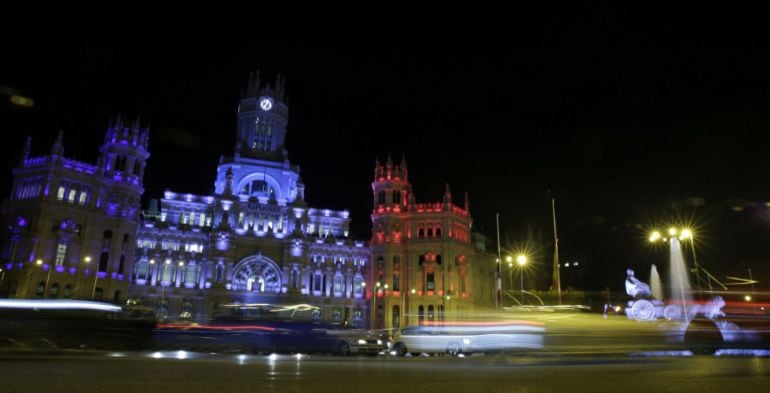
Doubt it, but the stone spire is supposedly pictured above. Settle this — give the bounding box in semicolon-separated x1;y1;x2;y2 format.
50;130;64;156
20;136;31;166
443;183;453;205
224;167;234;196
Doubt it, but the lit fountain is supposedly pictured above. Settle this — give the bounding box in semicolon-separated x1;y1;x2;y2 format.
668;238;693;320
649;264;663;301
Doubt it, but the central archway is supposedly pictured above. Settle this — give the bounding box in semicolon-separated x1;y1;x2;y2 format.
231;255;282;293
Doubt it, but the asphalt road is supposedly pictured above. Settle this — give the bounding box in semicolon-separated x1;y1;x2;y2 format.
1;351;769;393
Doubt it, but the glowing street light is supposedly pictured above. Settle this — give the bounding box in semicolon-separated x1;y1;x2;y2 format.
649;226;705;295
516;254;528;304
35;259;52;298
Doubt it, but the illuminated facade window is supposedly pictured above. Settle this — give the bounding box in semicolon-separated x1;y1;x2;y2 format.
426;272;435;291
78;188;89;205
67;185;78;203
184;264;198;284
290;269;299;289
57;182;68;201
54;243;67;266
392;255;400;291
333;273;343;295
313;271;323;292
392;306;400;329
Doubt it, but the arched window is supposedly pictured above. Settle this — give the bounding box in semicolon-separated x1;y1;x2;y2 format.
333;273;343;295
135;261;148;280
49;283;59;299
94;287;104;301
102;230;113;247
133;161;141;176
392;255;400;291
78;188;89;205
63;284;72;299
67;185;78;203
98;252;109;272
418;305;425;324
353;307;363;327
113;290;122;303
57;182;68;201
426;272;435;291
427;228;433;237
435;226;442;238
438;305;444;322
215;264;225;283
36;281;45;298
418;227;424;238
353;275;364;296
392;305;400;330
118;255;125;275
161;262;173;282
427;305;435;321
180;299;193;319
184;264;198;284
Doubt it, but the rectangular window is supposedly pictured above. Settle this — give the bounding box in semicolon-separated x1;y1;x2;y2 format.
57;182;68;201
55;243;67;266
313;273;322;292
393;255;401;291
67;185;78;203
427;272;435;291
334;275;342;294
78;189;88;205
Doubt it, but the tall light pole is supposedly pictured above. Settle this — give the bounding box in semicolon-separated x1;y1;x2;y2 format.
505;255;513;303
36;259;52;298
517;255;528;305
83;256;98;300
495;213;502;311
551;198;561;305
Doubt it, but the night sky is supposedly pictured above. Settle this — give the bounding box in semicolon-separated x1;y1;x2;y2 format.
2;16;770;291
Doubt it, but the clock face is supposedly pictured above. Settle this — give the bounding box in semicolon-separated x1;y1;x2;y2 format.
259;97;274;111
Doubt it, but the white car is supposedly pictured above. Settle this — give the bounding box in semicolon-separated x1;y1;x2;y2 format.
392;322;545;356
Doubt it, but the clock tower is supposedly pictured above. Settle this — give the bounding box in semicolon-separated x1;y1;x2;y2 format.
236;71;288;160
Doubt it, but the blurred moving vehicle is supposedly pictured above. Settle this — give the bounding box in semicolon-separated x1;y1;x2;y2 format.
392;321;545;356
155;303;385;355
0;299;156;350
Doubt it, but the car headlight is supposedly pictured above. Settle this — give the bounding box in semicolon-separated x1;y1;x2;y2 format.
377;340;383;345
357;339;367;345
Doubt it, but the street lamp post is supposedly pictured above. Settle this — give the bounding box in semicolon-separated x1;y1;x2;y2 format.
36;259;52;298
83;256;98;300
517;255;527;305
505;256;513;303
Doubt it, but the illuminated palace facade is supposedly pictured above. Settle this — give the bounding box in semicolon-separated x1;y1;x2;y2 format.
0;75;494;328
128;75;370;325
0;122;149;303
369;160;495;330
